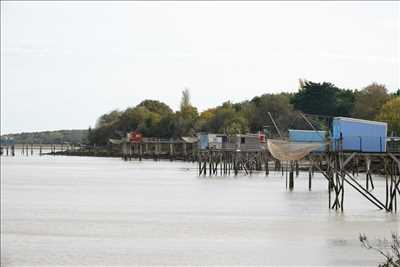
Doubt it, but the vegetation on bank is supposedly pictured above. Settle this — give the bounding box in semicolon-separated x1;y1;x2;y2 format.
360;232;400;267
88;81;400;145
1;130;88;145
2;81;399;145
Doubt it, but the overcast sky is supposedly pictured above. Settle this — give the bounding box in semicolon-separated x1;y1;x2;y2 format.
1;1;399;134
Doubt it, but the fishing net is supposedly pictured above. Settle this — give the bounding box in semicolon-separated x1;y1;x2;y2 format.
267;139;324;161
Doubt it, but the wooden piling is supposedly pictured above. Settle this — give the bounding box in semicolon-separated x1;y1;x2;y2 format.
289;170;294;190
289;161;294;190
169;143;174;161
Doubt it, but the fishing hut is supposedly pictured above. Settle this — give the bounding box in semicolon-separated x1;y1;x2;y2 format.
119;131;198;161
0;137;15;156
197;132;268;176
197;113;400;213
271;116;399;212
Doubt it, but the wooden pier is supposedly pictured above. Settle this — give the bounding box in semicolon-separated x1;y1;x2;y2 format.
121;137;198;161
197;149;269;176
0;144;80;156
197;148;400;213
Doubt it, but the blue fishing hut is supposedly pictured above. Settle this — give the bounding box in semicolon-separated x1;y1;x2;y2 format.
331;117;387;152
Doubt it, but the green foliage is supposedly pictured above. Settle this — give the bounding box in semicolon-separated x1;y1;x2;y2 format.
176;89;199;137
198;102;248;134
96;110;122;128
138;99;173;115
291;81;354;117
2;130;88;144
336;89;355;116
291;81;337;116
180;88;191;110
87;80;396;145
249;93;295;134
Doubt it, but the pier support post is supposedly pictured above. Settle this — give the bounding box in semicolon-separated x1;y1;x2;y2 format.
289;161;294;190
183;143;187;161
198;152;202;175
122;142;127;161
169;143;174;161
365;157;374;191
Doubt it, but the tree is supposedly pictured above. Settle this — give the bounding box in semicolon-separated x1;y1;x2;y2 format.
180;88;191;110
158;113;178;138
352;83;390;120
176;88;199;136
292;81;342;116
196;108;217;132
250;93;295;135
291;81;355;117
95;110;122;128
199;102;249;134
376;97;400;136
336;89;355;116
137;110;161;137
138;100;173;115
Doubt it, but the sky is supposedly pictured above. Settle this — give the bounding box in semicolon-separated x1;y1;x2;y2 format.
1;1;399;134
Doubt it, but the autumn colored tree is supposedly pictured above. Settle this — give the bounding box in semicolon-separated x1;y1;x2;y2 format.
176;89;199;136
352;83;390;120
87;81;395;145
376;97;400;136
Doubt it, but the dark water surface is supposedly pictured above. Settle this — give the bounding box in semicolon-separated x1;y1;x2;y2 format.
1;155;398;266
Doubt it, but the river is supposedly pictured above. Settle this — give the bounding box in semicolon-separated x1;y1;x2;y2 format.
1;155;398;266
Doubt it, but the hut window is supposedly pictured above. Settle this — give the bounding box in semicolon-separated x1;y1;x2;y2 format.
241;137;245;144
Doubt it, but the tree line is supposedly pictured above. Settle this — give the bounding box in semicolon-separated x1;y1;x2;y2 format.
88;81;400;145
1;130;88;145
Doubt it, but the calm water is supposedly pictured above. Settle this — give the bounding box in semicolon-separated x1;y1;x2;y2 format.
1;155;398;266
